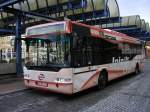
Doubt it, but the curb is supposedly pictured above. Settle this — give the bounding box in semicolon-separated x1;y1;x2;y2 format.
0;88;30;97
0;78;23;84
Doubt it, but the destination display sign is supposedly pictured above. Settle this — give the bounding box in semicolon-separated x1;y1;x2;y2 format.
27;23;66;36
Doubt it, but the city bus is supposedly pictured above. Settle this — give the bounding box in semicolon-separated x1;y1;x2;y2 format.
23;21;145;94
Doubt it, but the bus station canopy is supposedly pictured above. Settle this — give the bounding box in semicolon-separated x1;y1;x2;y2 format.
95;15;150;40
0;0;149;41
0;0;120;28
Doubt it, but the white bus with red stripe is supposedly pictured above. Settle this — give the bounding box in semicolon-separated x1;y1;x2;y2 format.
24;21;145;94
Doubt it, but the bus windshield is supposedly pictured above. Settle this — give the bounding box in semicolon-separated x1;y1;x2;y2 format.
25;34;71;69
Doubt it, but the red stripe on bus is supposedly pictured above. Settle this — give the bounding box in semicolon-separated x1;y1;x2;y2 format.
72;21;140;44
108;70;124;73
81;69;124;90
24;79;72;86
81;71;100;89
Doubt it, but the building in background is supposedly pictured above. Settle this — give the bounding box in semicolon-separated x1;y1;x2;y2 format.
146;41;150;59
0;35;26;62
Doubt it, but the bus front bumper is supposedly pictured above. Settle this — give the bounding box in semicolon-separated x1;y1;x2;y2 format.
24;79;73;94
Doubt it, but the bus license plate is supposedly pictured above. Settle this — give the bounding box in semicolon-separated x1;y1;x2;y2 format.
36;81;48;87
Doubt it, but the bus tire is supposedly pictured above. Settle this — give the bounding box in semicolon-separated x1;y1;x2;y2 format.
98;70;108;90
135;63;140;75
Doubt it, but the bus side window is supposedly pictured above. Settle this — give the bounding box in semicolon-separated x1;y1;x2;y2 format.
72;33;82;67
72;33;78;49
101;39;121;64
92;37;102;65
86;36;93;65
73;36;93;67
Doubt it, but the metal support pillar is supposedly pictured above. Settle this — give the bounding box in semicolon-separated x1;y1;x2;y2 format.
15;16;23;76
0;49;2;61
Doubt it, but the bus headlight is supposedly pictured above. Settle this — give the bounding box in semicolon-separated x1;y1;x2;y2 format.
24;74;30;79
55;78;72;83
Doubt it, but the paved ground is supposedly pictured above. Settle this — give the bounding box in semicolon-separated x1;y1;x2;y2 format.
0;75;26;95
0;60;150;112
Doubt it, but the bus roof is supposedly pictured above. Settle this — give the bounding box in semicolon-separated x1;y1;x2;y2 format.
26;21;142;45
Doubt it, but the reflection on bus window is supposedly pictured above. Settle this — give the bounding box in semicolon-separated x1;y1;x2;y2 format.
25;34;71;68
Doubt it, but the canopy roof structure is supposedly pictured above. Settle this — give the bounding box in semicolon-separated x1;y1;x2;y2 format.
95;15;150;41
0;0;120;36
0;0;149;75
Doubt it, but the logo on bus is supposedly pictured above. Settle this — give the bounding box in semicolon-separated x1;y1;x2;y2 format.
112;57;129;63
38;74;45;80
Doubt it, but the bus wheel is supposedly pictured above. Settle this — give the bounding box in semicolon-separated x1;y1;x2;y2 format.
98;71;107;90
135;63;140;75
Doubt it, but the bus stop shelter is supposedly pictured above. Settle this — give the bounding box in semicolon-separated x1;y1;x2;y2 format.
97;15;150;41
0;0;121;75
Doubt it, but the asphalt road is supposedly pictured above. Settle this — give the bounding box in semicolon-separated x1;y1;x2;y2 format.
0;60;150;112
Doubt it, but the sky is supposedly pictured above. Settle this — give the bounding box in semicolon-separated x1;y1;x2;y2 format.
117;0;150;23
